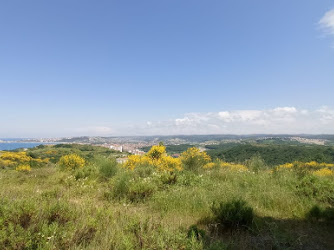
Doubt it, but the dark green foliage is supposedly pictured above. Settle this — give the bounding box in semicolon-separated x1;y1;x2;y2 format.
206;241;227;250
307;205;334;224
25;143;122;163
206;143;334;166
211;199;254;230
307;205;322;220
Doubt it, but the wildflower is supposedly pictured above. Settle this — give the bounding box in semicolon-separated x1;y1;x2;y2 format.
313;168;334;177
58;154;85;170
15;164;32;172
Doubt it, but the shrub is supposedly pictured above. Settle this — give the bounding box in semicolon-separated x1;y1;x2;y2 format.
97;157;118;179
220;162;248;172
124;145;181;172
296;175;334;204
245;154;266;173
133;164;155;178
180;147;211;172
307;205;334;224
47;202;74;225
157;156;182;172
15;164;31;172
177;171;203;186
146;145;166;161
160;171;178;185
211;199;254;230
58;154;85;171
74;164;98;180
127;180;157;202
313;168;334;177
109;172;132;200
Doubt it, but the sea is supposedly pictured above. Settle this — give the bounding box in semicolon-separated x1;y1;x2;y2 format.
0;139;56;151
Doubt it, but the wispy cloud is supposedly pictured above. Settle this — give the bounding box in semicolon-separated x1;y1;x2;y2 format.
319;9;334;35
120;107;334;135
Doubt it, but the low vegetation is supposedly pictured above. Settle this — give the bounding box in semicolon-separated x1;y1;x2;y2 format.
0;144;333;249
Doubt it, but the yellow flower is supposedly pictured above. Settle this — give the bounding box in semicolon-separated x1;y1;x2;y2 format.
180;147;211;171
16;164;31;172
220;162;248;172
313;168;334;177
146;145;166;161
157;156;182;172
305;161;318;167
124;155;143;170
124;145;182;172
58;154;85;170
203;162;216;169
276;163;294;171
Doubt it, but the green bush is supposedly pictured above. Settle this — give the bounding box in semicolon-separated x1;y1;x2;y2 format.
96;156;118;179
74;164;98;180
177;171;203;186
128;180;157;202
211;199;254;230
132;164;155;178
106;171;157;202
108;171;132;200
245;154;266;173
0;199;78;249
160;171;178;185
296;175;334;204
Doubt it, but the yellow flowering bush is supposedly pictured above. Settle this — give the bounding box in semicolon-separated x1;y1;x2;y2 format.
0;151;49;169
58;154;85;170
146;145;166;161
276;163;294;171
157;156;182;172
124;145;182;172
0;151;31;166
274;161;334;178
319;163;334;168
180;147;211;172
203;162;216;169
313;168;334;177
15;164;32;172
220;162;248;172
124;155;145;170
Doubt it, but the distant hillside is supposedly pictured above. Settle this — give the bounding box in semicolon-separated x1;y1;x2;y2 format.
206;143;334;165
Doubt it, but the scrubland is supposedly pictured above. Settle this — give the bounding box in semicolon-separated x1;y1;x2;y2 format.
0;145;333;249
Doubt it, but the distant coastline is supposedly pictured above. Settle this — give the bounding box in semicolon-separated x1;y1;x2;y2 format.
0;142;57;151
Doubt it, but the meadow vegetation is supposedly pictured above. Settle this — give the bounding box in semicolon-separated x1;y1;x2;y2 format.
0;144;333;249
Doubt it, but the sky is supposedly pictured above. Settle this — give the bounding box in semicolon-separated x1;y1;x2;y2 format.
1;0;334;137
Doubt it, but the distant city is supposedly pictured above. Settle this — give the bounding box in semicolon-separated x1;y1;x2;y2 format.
1;134;333;153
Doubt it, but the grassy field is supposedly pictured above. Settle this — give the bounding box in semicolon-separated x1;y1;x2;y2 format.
0;145;334;249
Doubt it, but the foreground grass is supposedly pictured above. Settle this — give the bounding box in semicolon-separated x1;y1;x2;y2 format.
1;163;334;250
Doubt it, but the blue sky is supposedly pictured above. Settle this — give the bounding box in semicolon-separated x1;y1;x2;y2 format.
1;1;334;137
